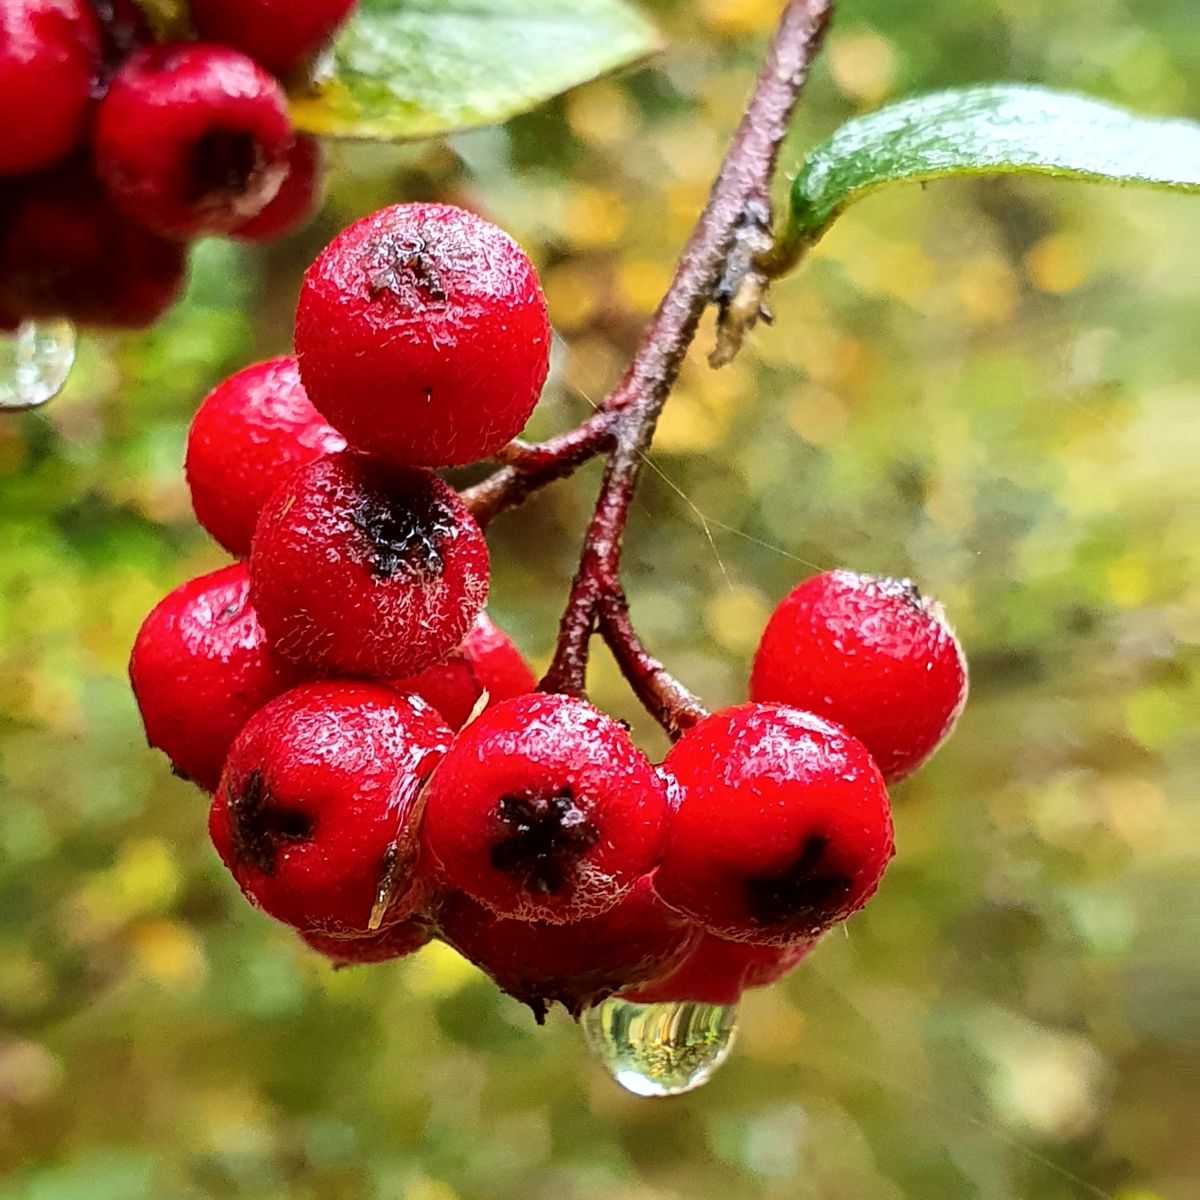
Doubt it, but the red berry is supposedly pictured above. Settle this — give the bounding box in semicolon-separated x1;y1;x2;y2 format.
622;931;816;1005
129;563;302;792
232;135;324;243
209;682;451;935
0;164;186;327
389;611;536;730
751;570;968;782
421;693;669;924
301;918;433;966
438;879;700;1021
185;355;346;557
93;43;293;240
189;0;357;78
654;704;894;947
249;451;490;677
0;0;99;176
295;203;550;468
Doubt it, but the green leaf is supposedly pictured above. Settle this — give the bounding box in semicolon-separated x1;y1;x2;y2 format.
775;85;1200;269
290;0;660;142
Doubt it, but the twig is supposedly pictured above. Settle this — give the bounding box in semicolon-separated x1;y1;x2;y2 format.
598;592;709;740
461;410;616;529
538;0;833;716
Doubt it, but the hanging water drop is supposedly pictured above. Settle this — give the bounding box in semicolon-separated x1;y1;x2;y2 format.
0;319;76;412
582;997;739;1097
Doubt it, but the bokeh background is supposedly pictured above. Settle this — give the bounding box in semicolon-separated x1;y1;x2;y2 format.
2;0;1198;1196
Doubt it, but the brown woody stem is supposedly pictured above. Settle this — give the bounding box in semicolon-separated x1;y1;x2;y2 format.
470;0;833;733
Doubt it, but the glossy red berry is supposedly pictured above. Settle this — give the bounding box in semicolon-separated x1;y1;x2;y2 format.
190;0;357;78
93;43;293;239
438;879;700;1021
0;165;186;327
232;136;324;243
751;570;968;782
654;704;894;947
185;355;346;557
301;918;433;966
295;203;550;468
129;563;302;792
421;693;669;924
0;0;99;176
250;451;490;677
390;611;536;730
622;931;816;1005
209;682;451;935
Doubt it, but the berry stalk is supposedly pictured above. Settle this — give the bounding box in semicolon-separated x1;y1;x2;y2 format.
535;0;834;714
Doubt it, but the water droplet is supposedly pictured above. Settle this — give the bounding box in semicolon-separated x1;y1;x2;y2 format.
0;319;76;412
582;997;739;1097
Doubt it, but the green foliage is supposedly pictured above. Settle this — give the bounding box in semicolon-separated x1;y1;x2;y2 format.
290;0;660;141
778;85;1200;265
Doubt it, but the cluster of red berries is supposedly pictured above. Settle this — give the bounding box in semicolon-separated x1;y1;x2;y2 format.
0;0;355;330
130;201;968;1021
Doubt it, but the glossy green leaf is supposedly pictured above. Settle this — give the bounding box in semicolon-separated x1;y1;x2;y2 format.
776;86;1200;267
289;0;660;142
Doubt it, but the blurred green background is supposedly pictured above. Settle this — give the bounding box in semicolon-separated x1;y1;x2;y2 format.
2;0;1198;1196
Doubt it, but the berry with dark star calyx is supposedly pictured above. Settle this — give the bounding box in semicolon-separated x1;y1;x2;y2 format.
421;693;669;924
751;570;968;782
295;203;550;468
249;450;490;678
209;682;451;935
653;704;894;947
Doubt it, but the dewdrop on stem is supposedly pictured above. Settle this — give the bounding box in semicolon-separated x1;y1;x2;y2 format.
582;996;739;1097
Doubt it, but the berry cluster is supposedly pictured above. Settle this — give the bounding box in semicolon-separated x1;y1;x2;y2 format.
131;202;967;1022
0;0;353;330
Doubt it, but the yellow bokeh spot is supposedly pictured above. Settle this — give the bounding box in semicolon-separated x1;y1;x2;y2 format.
1025;233;1088;295
786;383;849;448
405;940;480;1000
828;28;898;106
774;324;871;394
705;585;770;654
564;186;627;250
955;256;1019;325
654;391;725;455
1095;776;1166;850
700;0;776;36
563;335;621;405
404;1179;459;1200
112;838;182;915
1126;686;1191;750
131;920;207;991
654;352;749;454
567;81;639;147
543;261;605;333
843;240;937;306
616;258;672;315
1106;556;1151;608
